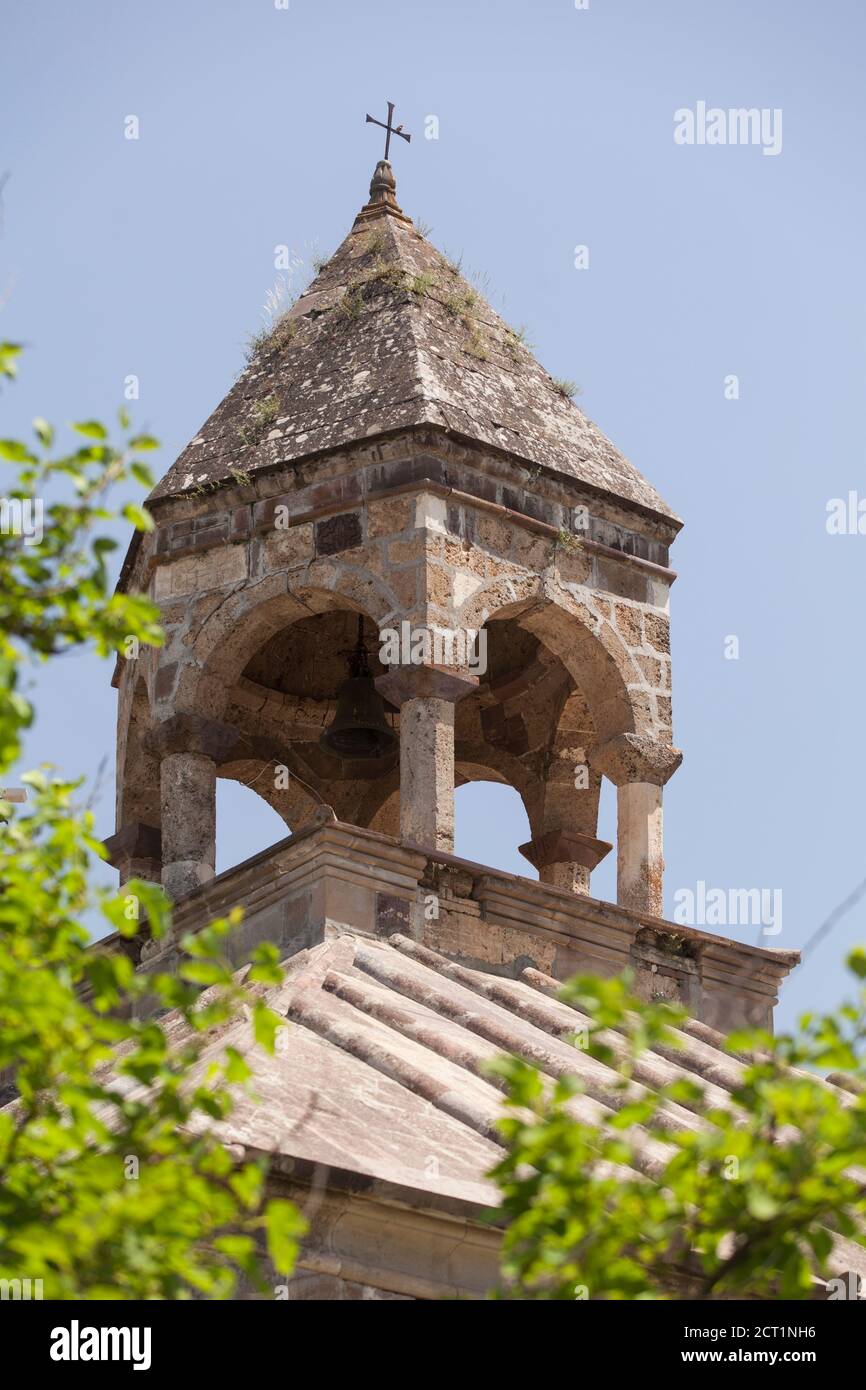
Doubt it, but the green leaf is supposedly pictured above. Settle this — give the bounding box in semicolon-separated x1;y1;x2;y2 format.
130;462;155;488
265;1199;307;1274
0;340;23;378
0;438;36;462
252;1001;282;1053
122;502;155;532
71;420;108;440
846;947;866;980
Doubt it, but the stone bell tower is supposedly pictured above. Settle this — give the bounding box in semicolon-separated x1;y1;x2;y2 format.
107;155;795;1037
109;152;800;1039
110;155;683;914
102;156;799;1297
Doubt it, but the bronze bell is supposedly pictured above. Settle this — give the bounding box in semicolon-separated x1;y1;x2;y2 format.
320;616;397;760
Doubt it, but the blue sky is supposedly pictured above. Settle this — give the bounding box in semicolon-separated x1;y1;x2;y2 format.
2;0;864;1029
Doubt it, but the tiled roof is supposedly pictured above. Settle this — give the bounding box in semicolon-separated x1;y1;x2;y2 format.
150;169;679;523
177;929;865;1282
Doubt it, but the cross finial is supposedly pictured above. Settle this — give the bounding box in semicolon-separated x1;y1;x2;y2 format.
365;101;411;162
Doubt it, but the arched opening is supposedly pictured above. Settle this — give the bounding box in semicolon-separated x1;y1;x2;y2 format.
205;595;400;830
216;778;292;876
454;781;535;879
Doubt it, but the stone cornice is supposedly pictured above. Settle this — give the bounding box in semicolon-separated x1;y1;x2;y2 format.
128;820;798;1006
115;429;680;608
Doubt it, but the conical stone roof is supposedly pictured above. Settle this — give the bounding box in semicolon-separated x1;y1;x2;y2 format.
150;161;678;524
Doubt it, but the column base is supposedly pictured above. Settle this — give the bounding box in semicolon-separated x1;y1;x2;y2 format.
162;859;215;901
518;830;612;895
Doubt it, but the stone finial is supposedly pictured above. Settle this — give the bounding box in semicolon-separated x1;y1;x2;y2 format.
354;160;413;228
591;733;683;787
370;159;397;203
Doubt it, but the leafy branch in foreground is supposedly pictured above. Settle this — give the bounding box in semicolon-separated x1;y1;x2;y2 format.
0;343;304;1297
490;956;866;1300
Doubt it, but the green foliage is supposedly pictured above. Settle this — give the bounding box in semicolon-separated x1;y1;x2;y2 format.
0;344;304;1298
239;395;280;448
491;966;866;1300
556;527;583;555
244;314;297;364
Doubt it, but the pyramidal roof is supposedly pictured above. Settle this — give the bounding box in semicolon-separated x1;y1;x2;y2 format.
151;161;677;523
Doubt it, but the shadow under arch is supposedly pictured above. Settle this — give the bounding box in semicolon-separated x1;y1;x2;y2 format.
459;578;646;743
177;571;398;722
117;673;160;829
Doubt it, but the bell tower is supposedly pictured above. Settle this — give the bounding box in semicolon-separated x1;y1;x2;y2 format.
102;146;801;1302
110;158;684;927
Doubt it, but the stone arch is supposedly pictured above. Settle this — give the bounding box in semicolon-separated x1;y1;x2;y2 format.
355;747;542;852
218;758;319;831
454;752;536;818
117;674;160;829
456;574;647;741
531;684;603;841
166;570;398;722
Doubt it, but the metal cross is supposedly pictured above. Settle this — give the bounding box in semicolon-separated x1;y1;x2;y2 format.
365;101;411;162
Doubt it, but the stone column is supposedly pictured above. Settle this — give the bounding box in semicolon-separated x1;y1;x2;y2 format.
375;667;478;852
160;751;216;899
591;734;682;917
518;829;612;896
145;713;247;900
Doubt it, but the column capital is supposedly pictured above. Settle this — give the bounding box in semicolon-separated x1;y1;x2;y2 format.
519;829;612;873
591;733;682;787
375;666;479;708
145;713;241;763
103;821;162;872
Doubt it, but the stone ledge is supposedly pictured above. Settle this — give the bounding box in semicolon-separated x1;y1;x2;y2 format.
120;819;797;1031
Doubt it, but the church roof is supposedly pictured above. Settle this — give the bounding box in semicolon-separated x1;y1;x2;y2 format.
150;162;679;524
166;929;864;1284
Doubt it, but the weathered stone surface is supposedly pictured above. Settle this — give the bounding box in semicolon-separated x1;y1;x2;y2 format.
92;159;851;1303
644;611;671;653
147;169;680;527
367;495;412;538
616;781;665;917
614;602;644;648
261;523;314;571
591;732;683;787
315;511;363;556
160;751;216;899
153;544;247;598
399;697;457;852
